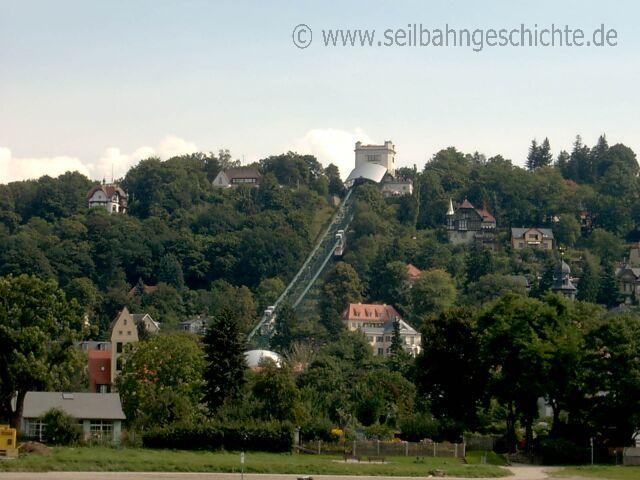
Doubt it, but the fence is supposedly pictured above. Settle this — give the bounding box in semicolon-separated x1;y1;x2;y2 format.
300;439;465;458
463;433;498;452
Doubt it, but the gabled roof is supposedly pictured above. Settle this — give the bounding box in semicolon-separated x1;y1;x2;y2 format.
21;392;125;420
128;283;158;296
342;303;402;322
459;198;475;209
406;264;422;281
223;167;261;180
476;208;496;223
86;184;127;201
511;227;554;239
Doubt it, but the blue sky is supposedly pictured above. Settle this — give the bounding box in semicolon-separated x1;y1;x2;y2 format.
1;0;638;181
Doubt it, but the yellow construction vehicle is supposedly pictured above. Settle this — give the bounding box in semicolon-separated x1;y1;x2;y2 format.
0;425;18;458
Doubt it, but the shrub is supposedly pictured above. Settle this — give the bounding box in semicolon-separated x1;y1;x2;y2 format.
538;437;589;465
398;413;439;442
40;408;82;445
142;421;292;452
300;418;333;442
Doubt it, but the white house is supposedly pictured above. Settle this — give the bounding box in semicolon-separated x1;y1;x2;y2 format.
342;303;421;357
381;178;413;197
19;392;126;444
213;167;261;188
86;183;128;213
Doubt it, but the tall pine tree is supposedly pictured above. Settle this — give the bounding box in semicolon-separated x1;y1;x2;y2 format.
538;138;553;168
597;261;620;308
203;305;247;414
526;139;539;171
577;258;599;302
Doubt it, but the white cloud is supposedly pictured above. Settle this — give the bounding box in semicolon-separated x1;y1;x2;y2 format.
0;135;200;184
287;128;373;179
0;147;90;183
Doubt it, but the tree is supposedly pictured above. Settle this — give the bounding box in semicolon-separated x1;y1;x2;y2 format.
116;333;206;429
584;315;640;445
465;242;495;285
478;295;559;452
577;257;599;303
526;139;539;171
415;308;487;432
319;262;363;334
411;269;457;318
270;302;297;352
538;138;553;168
555;215;581;248
0;275;84;427
203;306;247;414
251;362;299;422
597;261;620;308
157;253;184;290
556;150;570;178
41;408;82;445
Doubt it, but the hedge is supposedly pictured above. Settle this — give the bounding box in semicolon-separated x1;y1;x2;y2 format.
142;421;293;452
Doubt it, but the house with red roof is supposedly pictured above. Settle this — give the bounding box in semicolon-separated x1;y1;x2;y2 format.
87;182;128;213
342;303;421;357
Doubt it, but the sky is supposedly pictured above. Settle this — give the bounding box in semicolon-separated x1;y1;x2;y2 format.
1;0;639;182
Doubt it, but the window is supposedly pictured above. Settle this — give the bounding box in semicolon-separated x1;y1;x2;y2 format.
127;330;131;336
123;319;127;326
118;330;123;335
27;420;45;441
116;342;123;353
116;357;123;371
377;348;384;355
385;336;392;342
376;336;383;343
459;220;467;230
90;420;113;440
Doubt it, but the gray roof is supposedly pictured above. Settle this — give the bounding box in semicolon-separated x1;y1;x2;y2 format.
21;392;125;421
511;227;554;239
345;163;388;185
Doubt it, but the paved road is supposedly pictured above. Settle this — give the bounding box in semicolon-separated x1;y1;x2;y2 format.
0;466;563;480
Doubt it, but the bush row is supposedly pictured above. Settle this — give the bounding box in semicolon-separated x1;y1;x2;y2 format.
142;421;293;452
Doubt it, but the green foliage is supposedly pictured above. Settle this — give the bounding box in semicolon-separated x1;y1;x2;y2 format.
0;274;84;426
410;269;457;318
116;333;206;429
203;306;247;414
319;262;363;334
142;421;293;452
250;362;299;422
40;408;82;445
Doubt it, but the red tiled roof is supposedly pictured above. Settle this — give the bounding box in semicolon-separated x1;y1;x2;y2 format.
476;208;496;223
406;264;422;281
342;303;403;322
128;284;158;296
459;198;475;209
86;184;127;200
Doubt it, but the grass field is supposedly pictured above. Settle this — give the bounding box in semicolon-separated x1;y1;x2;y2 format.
0;447;510;477
465;451;508;466
553;465;640;480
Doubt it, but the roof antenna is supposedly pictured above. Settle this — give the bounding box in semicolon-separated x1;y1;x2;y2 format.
111;164;114;184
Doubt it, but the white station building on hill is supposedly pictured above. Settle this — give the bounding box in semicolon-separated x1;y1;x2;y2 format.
346;141;412;196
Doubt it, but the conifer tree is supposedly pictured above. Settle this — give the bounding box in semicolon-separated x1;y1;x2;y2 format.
577;258;599;303
538;138;553;168
526;139;539;171
203;305;247;414
597;261;620;308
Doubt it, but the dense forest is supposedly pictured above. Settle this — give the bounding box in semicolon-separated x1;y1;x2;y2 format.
1;134;640;460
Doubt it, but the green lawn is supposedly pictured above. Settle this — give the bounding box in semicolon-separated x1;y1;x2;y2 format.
465;451;508;466
0;447;510;477
554;465;640;480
